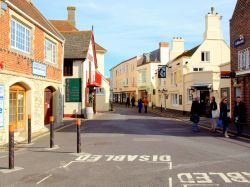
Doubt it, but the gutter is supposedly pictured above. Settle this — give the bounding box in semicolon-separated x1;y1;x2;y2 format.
6;0;65;43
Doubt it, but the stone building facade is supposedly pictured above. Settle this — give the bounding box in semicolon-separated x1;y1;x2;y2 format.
0;0;64;144
230;0;250;124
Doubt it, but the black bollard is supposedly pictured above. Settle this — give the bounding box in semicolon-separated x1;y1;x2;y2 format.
50;116;54;148
28;114;31;144
161;104;163;112
9;124;14;169
76;119;81;153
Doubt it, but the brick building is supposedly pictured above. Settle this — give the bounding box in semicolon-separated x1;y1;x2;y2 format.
0;0;64;144
230;0;250;124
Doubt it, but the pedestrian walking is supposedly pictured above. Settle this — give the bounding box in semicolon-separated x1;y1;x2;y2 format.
233;96;246;136
219;97;230;138
138;98;143;113
143;97;149;113
131;96;135;108
126;96;130;108
190;97;201;132
208;96;218;132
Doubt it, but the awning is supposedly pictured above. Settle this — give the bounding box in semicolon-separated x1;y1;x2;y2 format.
191;83;212;90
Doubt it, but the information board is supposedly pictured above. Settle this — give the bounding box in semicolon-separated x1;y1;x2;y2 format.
65;78;82;102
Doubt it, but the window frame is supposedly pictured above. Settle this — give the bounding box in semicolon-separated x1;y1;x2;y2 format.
11;18;31;54
201;51;210;62
64;60;73;76
44;38;56;64
171;94;178;106
238;48;250;71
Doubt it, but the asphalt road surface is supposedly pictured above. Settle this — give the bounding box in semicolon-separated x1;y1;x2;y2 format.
0;106;250;187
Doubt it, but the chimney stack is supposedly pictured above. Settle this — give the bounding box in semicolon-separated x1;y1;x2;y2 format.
203;7;224;40
159;42;169;64
67;6;76;26
170;37;185;60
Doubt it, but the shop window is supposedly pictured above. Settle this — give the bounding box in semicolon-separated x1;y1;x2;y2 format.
96;88;105;95
201;51;210;62
11;19;31;53
64;60;73;76
187;89;193;101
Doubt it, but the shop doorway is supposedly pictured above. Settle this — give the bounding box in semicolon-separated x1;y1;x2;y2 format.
9;84;26;131
44;87;54;125
200;90;210;116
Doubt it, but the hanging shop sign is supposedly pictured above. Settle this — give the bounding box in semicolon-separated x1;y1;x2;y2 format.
158;65;166;78
0;85;4;128
234;34;245;48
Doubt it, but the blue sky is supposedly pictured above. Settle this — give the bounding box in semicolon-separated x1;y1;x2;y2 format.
33;0;237;77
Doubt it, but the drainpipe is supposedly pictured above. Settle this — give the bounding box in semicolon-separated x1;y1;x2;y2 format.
61;43;65;121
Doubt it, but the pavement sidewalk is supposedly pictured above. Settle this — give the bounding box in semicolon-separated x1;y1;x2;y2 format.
0;119;78;151
149;106;250;138
113;103;250;138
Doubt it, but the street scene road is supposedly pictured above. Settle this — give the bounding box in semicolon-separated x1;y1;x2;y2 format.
0;105;250;187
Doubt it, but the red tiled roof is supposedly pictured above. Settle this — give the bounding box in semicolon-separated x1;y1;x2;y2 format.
49;20;79;32
7;0;64;41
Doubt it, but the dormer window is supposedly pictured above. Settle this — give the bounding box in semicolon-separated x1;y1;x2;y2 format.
201;51;210;62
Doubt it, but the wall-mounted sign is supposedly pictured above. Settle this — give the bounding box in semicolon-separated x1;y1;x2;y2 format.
0;85;4;128
220;71;235;79
158;65;166;78
65;78;82;102
234;34;245;48
32;61;46;77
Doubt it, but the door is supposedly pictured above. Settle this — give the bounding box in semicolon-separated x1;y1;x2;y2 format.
44;88;53;124
200;90;210;116
9;84;26;131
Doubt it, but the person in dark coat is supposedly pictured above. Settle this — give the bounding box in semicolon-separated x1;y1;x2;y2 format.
126;97;130;108
131;96;135;108
233;96;246;136
219;97;230;137
190;97;201;132
138;98;143;113
208;96;218;132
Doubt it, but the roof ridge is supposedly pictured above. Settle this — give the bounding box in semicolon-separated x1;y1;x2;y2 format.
172;44;201;61
29;2;64;41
